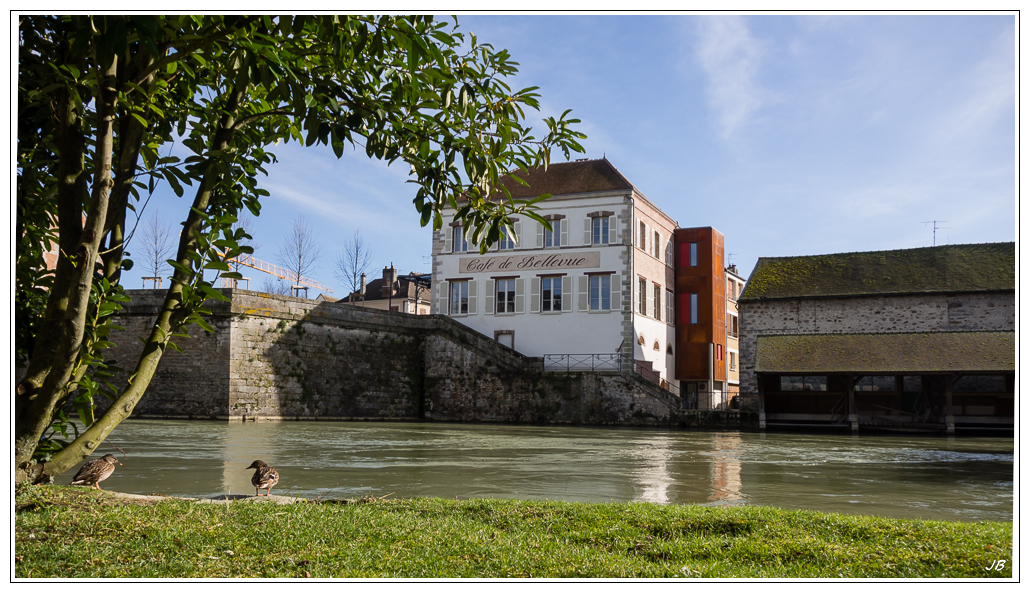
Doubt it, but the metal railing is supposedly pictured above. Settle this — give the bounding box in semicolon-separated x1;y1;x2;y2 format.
543;353;625;372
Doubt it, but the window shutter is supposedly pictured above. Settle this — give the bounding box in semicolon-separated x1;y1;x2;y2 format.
485;280;495;315
560;221;568;247
577;276;588;312
609;216;617;245
438;281;449;314
646;282;653;318
530;277;541;313
514;220;522;246
444;226;452;253
666;239;674;264
562;276;572;312
535;222;544;248
612;275;622;311
515;278;526;313
584;218;592;245
467;280;477;315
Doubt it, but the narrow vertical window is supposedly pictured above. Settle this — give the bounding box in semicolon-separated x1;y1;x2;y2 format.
639;221;646;249
666;289;674;323
541;276;562;312
592;217;609;245
496;279;515;313
653;284;662;320
450;281;469;315
689;242;698;267
453;227;468;253
690;293;698;324
653;231;660;259
590;275;611;311
544;219;562;248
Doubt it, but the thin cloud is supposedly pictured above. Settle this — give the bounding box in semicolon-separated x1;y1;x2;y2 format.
694;17;766;138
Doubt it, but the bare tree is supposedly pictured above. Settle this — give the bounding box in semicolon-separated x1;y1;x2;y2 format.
137;209;175;287
276;215;322;296
260;278;292;295
335;230;374;303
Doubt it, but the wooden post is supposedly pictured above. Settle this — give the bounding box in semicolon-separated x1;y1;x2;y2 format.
847;374;858;433
757;375;766;430
945;374;955;434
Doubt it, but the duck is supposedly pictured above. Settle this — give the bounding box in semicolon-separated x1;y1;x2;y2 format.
70;454;122;490
246;460;280;496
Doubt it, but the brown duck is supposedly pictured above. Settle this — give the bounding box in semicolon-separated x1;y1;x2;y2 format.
246;460;280;496
70;454;122;490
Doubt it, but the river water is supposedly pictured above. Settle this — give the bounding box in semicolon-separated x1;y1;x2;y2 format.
75;420;1014;523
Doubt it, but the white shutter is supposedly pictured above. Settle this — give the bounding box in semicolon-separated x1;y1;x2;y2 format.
612;275;621;312
530;277;540;313
485;279;495;315
577;276;589;312
535;222;544;248
515;278;526;313
562;276;572;312
514;220;522;247
444;226;452;253
438;281;449;315
560;220;568;247
584;218;592;245
468;280;477;315
609;216;617;245
666;239;674;264
646;282;653;318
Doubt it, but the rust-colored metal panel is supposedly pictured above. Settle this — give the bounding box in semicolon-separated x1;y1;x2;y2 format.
673;227;726;382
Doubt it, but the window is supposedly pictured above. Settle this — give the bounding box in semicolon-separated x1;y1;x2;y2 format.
903;376;923;393
689;242;698;266
728;279;736;300
665;289;674;323
541;277;562;312
638;277;647;315
452;227;468;253
780;376;828;392
592;217;609;245
716;344;723;361
638;221;647;250
590;275;611;311
729;351;737;371
953;375;1007;393
727;314;738;338
690;293;698;324
652;284;662;320
855;376;897;392
449;281;469;315
544;219;562;248
496;279;515;314
653;231;660;259
498;228;515;250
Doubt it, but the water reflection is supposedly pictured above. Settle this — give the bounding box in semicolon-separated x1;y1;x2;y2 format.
75;420;1014;522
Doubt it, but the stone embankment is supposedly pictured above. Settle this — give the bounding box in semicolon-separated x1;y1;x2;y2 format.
101;289;757;429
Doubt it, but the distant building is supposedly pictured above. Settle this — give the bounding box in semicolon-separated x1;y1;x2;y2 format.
430;158;679;387
738;243;1015;433
342;267;432;314
725;264;746;407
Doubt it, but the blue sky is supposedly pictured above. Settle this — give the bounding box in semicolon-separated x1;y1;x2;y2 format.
125;14;1016;294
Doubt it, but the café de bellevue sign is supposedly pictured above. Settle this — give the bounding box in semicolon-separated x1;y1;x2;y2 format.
458;251;601;274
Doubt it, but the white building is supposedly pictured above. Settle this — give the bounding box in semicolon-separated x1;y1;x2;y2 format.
431;159;679;386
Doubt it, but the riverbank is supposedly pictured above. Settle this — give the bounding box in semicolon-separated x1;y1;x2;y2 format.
15;485;1012;579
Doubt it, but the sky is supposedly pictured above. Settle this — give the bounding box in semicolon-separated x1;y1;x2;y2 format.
119;14;1016;296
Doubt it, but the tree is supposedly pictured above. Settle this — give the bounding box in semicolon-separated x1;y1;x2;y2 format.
137;208;175;285
15;15;584;483
275;215;322;296
335;230;374;303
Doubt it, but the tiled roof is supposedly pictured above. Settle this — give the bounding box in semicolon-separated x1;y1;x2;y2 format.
343;274;431;303
755;331;1015;373
490;158;634;199
740;242;1014;301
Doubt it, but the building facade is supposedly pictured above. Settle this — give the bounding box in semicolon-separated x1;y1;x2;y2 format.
430;159;678;386
738;243;1015;433
342;267;432;314
725;264;746;406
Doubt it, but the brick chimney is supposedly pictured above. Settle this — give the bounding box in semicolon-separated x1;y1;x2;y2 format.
381;266;397;297
359;273;366;298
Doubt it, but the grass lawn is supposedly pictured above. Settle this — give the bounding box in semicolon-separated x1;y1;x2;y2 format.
14;485;1012;579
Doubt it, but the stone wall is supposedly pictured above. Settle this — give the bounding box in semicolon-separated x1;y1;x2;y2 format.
737;291;1016;409
101;289;748;428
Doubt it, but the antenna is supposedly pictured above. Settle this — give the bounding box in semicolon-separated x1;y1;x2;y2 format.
727;252;737;267
921;220;951;246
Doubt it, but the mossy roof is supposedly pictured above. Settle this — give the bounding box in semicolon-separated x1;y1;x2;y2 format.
740;242;1014;301
460;158;634;202
755;331;1015;373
